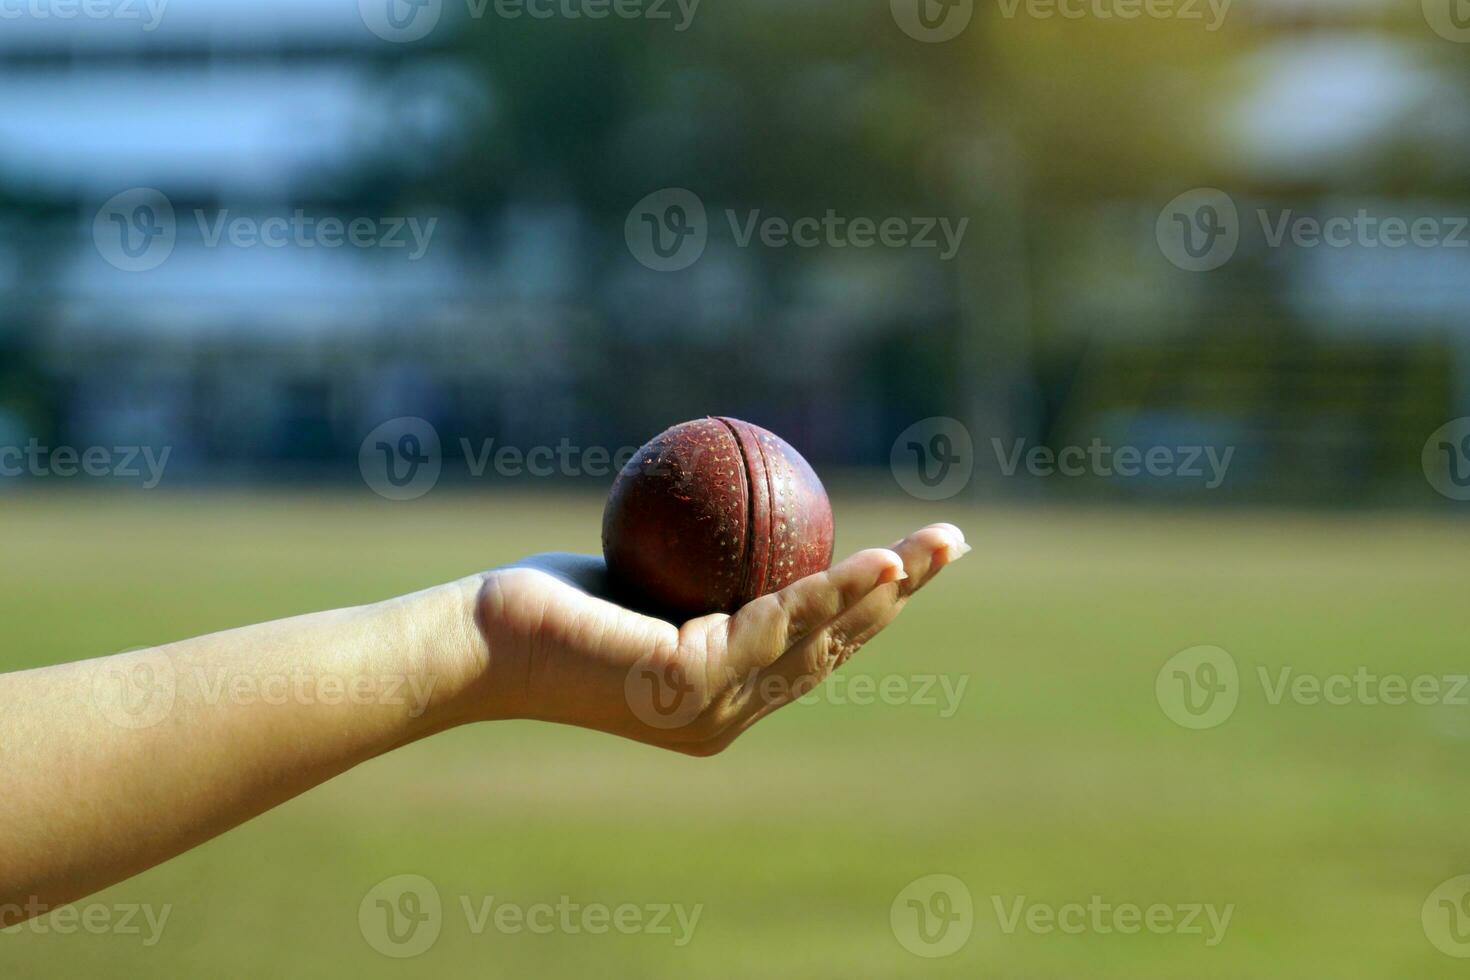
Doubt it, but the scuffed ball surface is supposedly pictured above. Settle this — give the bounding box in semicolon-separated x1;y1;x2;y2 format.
602;417;835;619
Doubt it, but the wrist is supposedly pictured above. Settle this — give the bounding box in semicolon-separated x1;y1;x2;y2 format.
370;575;495;737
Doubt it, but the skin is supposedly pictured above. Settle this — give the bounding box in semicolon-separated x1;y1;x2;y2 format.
0;523;968;926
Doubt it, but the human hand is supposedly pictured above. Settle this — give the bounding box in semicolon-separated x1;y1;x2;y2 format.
464;524;969;754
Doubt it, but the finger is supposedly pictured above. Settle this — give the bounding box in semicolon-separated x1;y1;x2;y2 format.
731;524;969;722
834;523;969;652
888;523;970;598
722;547;907;677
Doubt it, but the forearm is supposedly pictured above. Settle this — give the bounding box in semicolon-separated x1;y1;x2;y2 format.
0;577;488;921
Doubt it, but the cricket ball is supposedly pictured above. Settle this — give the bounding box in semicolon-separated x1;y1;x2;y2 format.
602;417;835;619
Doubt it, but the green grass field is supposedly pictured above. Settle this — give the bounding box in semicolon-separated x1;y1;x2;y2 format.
2;491;1467;977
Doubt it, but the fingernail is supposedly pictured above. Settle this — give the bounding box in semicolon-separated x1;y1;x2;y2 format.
937;522;966;544
945;542;972;563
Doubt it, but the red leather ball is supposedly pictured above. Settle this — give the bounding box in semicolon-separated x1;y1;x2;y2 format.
602;417;835;619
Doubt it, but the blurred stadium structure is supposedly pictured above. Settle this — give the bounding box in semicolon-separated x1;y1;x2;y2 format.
1;0;1468;503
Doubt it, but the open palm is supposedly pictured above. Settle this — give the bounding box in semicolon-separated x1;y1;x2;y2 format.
470;524;968;754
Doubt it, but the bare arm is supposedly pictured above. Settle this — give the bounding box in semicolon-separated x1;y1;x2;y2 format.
0;523;967;923
0;580;486;919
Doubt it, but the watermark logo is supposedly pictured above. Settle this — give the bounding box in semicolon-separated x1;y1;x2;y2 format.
794;672;969;717
359;877;701;951
1161;192;1470;271
0;440;171;487
457;893;702;944
480;0;698;28
361;0;699;41
91;654;439;728
891;0;974;42
992;895;1233;945
726;210;968;259
625;188;708;272
360;874;444;958
1258;667;1470;707
992;0;1229;29
94;188;176;273
992;438;1233;488
94;190;438;270
1423;0;1470;43
624;651;707;730
1425;876;1470;957
360;0;442;42
1;897;171;944
891;874;974;958
193;667;438;717
1423;418;1470;501
360;418;443;501
891;417;975;501
1156;188;1238;272
1163;651;1470;724
1156;645;1238;730
91;649;177;730
356;426;709;498
626;190;969;271
462;438;641;480
0;0;169;31
624;660;970;728
192;211;437;259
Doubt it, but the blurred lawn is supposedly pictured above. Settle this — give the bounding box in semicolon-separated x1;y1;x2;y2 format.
2;491;1468;977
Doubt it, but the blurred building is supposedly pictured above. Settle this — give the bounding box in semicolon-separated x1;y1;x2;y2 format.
0;0;1466;502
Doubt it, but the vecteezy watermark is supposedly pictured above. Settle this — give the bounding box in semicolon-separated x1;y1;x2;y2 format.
993;0;1229;29
625;189;969;272
0;0;168;30
187;667;439;718
0;897;172;944
889;421;1232;496
890;876;1235;956
1156;646;1239;730
1159;188;1470;272
357;875;703;959
1424;875;1470;958
812;673;968;717
0;440;171;487
359;875;443;958
1155;188;1240;272
481;0;698;29
93;189;437;272
1423;0;1470;43
358;0;442;42
993;438;1234;489
890;0;974;43
728;211;968;260
93;188;176;273
1423;418;1470;502
360;418;444;501
91;648;177;730
358;0;699;43
893;0;1226;41
1157;646;1470;730
990;895;1234;946
192;211;436;259
624;189;708;272
891;418;975;502
359;417;696;501
1255;667;1470;708
624;656;971;730
890;875;974;958
624;650;709;730
90;649;441;730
